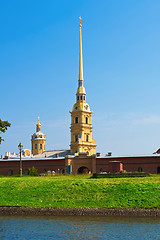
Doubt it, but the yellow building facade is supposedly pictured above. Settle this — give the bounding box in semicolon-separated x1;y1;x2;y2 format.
70;19;96;155
31;118;46;155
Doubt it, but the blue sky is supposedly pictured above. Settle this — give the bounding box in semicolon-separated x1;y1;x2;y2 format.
1;0;160;156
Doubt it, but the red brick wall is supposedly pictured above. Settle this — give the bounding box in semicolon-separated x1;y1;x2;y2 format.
96;156;160;174
108;161;123;173
1;155;160;176
0;159;65;176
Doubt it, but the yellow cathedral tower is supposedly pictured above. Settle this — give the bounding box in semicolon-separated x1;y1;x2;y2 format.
70;18;96;155
31;117;46;155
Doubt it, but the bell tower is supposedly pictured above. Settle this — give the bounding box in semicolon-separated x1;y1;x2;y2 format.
31;117;46;155
70;18;96;155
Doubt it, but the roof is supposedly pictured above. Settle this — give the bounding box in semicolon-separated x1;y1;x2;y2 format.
72;102;90;112
0;157;66;162
103;154;160;159
33;150;71;158
153;148;160;154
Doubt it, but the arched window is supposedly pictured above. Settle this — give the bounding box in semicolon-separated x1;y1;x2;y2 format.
75;135;78;142
77;96;79;101
8;170;13;176
75;117;78;123
25;169;29;175
138;167;142;172
60;169;65;174
86;135;89;142
81;96;82;100
35;144;37;149
84;96;85;101
85;117;88;124
40;144;42;149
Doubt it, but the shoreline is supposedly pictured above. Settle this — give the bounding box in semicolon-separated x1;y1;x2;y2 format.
0;207;160;217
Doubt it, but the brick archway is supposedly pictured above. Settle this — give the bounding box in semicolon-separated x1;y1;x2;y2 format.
77;166;90;174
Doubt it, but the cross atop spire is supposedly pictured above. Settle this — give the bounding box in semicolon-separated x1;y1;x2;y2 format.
79;16;84;27
36;117;41;132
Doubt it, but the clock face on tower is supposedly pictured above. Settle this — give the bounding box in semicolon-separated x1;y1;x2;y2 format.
84;104;89;111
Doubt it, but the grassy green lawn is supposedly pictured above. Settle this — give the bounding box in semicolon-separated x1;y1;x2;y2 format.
0;174;160;209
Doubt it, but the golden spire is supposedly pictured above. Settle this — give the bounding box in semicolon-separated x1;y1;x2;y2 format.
79;17;84;81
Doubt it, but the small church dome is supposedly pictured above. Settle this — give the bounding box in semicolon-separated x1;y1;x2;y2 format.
32;131;45;139
31;117;46;155
32;118;46;139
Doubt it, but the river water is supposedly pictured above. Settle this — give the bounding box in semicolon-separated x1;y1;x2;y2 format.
0;215;159;240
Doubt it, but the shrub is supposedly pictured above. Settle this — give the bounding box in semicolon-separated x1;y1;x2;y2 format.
28;166;38;176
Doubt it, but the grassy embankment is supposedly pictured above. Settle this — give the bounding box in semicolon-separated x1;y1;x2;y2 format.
0;174;160;209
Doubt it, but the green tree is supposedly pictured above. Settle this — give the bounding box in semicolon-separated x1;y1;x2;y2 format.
0;119;11;144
